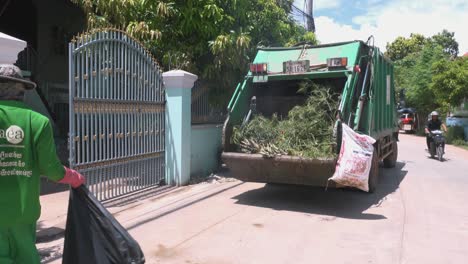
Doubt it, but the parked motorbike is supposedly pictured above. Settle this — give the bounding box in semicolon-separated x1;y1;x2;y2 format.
429;130;445;161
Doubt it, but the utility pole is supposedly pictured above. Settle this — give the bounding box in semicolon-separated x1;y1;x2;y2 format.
306;0;315;32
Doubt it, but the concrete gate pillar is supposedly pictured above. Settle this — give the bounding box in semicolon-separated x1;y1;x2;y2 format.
163;70;198;186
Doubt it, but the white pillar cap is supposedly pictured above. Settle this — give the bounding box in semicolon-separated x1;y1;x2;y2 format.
0;32;26;64
163;70;198;89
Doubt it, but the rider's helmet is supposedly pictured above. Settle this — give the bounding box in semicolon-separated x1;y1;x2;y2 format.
430;111;439;120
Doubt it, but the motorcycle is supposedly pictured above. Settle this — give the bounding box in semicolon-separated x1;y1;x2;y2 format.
398;109;419;133
429;130;445;161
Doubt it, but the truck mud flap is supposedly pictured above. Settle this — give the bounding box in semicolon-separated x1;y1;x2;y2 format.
222;152;336;186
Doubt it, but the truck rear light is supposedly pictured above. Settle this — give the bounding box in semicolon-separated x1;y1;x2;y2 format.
402;118;413;124
250;63;268;74
354;65;361;73
327;57;348;68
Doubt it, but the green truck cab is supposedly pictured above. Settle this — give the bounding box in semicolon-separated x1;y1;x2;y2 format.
222;40;399;192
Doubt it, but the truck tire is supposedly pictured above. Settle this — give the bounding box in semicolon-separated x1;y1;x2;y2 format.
368;148;379;193
383;141;398;168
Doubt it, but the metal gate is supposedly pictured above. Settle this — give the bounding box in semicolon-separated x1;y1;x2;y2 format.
69;29;165;201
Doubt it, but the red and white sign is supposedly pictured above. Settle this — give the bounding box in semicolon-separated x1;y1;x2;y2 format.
329;124;376;192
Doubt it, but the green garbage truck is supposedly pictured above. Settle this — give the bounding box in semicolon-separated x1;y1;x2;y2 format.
221;40;399;192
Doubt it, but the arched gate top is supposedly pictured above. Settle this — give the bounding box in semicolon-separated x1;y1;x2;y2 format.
71;28;161;71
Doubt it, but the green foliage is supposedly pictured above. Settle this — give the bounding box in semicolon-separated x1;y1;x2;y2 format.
389;31;464;114
396;43;448;114
430;57;468;110
452;139;468;150
71;0;316;106
389;30;465;115
431;29;459;58
232;85;337;158
71;0;171;41
232;115;280;149
385;33;428;61
285;31;318;47
385;30;459;61
446;126;466;144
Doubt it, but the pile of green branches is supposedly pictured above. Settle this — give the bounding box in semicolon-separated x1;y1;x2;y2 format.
232;84;338;158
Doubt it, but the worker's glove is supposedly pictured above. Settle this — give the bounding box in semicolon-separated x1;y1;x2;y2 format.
59;167;86;188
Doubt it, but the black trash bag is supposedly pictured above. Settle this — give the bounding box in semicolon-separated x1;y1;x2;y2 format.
62;186;145;264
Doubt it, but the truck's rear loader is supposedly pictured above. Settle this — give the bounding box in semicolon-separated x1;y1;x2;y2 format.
222;40;399;192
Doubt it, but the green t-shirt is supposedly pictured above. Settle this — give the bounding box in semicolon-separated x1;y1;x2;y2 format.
0;100;65;226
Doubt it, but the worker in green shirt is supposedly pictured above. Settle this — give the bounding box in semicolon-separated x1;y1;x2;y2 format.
0;64;85;264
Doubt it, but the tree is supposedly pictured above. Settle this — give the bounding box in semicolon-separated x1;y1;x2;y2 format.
205;0;316;102
388;30;461;117
431;29;459;58
430;57;468;110
71;0;315;105
385;33;427;61
385;30;460;62
398;43;448;114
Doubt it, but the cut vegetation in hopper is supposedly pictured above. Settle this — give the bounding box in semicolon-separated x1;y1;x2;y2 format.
231;83;339;159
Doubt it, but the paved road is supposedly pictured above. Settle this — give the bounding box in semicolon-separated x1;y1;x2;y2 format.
127;134;468;264
39;134;468;264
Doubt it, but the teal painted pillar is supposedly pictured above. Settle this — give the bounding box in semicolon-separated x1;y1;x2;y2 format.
163;70;197;186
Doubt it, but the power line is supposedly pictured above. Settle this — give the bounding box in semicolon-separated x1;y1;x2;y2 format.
291;1;315;32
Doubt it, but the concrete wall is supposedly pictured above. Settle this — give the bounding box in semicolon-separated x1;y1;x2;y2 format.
446;116;468;141
191;124;223;178
164;70;223;185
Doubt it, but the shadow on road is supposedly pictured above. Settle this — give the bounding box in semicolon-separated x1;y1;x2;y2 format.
39;244;63;264
103;185;177;208
232;161;407;220
426;156;450;162
36;226;64;243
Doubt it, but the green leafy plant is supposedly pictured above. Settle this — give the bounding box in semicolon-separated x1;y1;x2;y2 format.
446;126;466;144
445;126;465;144
232;84;338;159
71;0;318;107
452;139;468;146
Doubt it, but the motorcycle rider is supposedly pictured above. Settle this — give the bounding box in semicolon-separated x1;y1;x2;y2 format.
425;111;447;151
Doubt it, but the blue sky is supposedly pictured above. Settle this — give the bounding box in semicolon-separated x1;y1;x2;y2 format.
294;0;364;26
293;0;468;53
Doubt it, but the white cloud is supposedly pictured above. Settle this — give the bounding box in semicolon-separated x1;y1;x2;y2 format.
314;0;468;54
315;16;374;44
315;0;341;10
293;0;341;11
